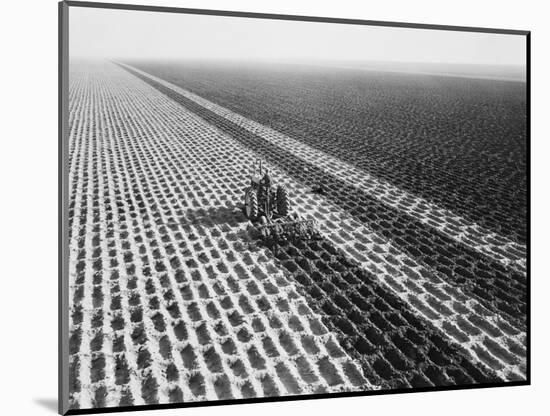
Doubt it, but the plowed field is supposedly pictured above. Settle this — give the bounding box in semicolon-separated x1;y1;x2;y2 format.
128;61;527;244
67;61;527;411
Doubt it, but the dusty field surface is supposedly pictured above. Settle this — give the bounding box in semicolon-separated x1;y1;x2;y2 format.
67;61;527;411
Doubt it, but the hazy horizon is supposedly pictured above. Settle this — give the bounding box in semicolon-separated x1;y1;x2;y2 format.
69;5;526;80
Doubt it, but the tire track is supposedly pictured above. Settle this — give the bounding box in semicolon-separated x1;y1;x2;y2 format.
282;195;526;380
264;237;503;388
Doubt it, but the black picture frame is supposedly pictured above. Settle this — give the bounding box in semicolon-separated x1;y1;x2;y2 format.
59;2;530;414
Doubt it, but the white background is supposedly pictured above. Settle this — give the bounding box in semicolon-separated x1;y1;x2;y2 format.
0;0;546;415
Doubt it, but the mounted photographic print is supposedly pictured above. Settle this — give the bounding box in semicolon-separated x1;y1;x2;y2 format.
58;1;530;414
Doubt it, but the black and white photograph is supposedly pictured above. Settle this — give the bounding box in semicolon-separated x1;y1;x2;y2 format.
60;2;528;414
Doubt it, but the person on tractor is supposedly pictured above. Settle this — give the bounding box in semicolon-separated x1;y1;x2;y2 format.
261;169;271;192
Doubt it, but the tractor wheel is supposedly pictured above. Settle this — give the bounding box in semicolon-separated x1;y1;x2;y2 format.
244;188;258;220
276;185;291;216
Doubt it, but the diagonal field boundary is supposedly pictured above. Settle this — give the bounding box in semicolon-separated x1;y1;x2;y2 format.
117;62;526;276
111;62;525;381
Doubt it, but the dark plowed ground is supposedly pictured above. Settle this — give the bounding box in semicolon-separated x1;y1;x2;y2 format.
120;65;526;334
128;61;527;244
259;236;500;389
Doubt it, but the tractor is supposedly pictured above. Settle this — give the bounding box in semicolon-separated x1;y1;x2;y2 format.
243;160;319;241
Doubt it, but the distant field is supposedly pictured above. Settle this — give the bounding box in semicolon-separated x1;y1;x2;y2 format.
128;61;527;244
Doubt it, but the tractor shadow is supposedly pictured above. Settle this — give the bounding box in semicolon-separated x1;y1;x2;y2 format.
163;204;249;231
162;204;319;254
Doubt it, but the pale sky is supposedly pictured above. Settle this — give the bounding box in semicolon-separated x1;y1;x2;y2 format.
69;6;526;68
